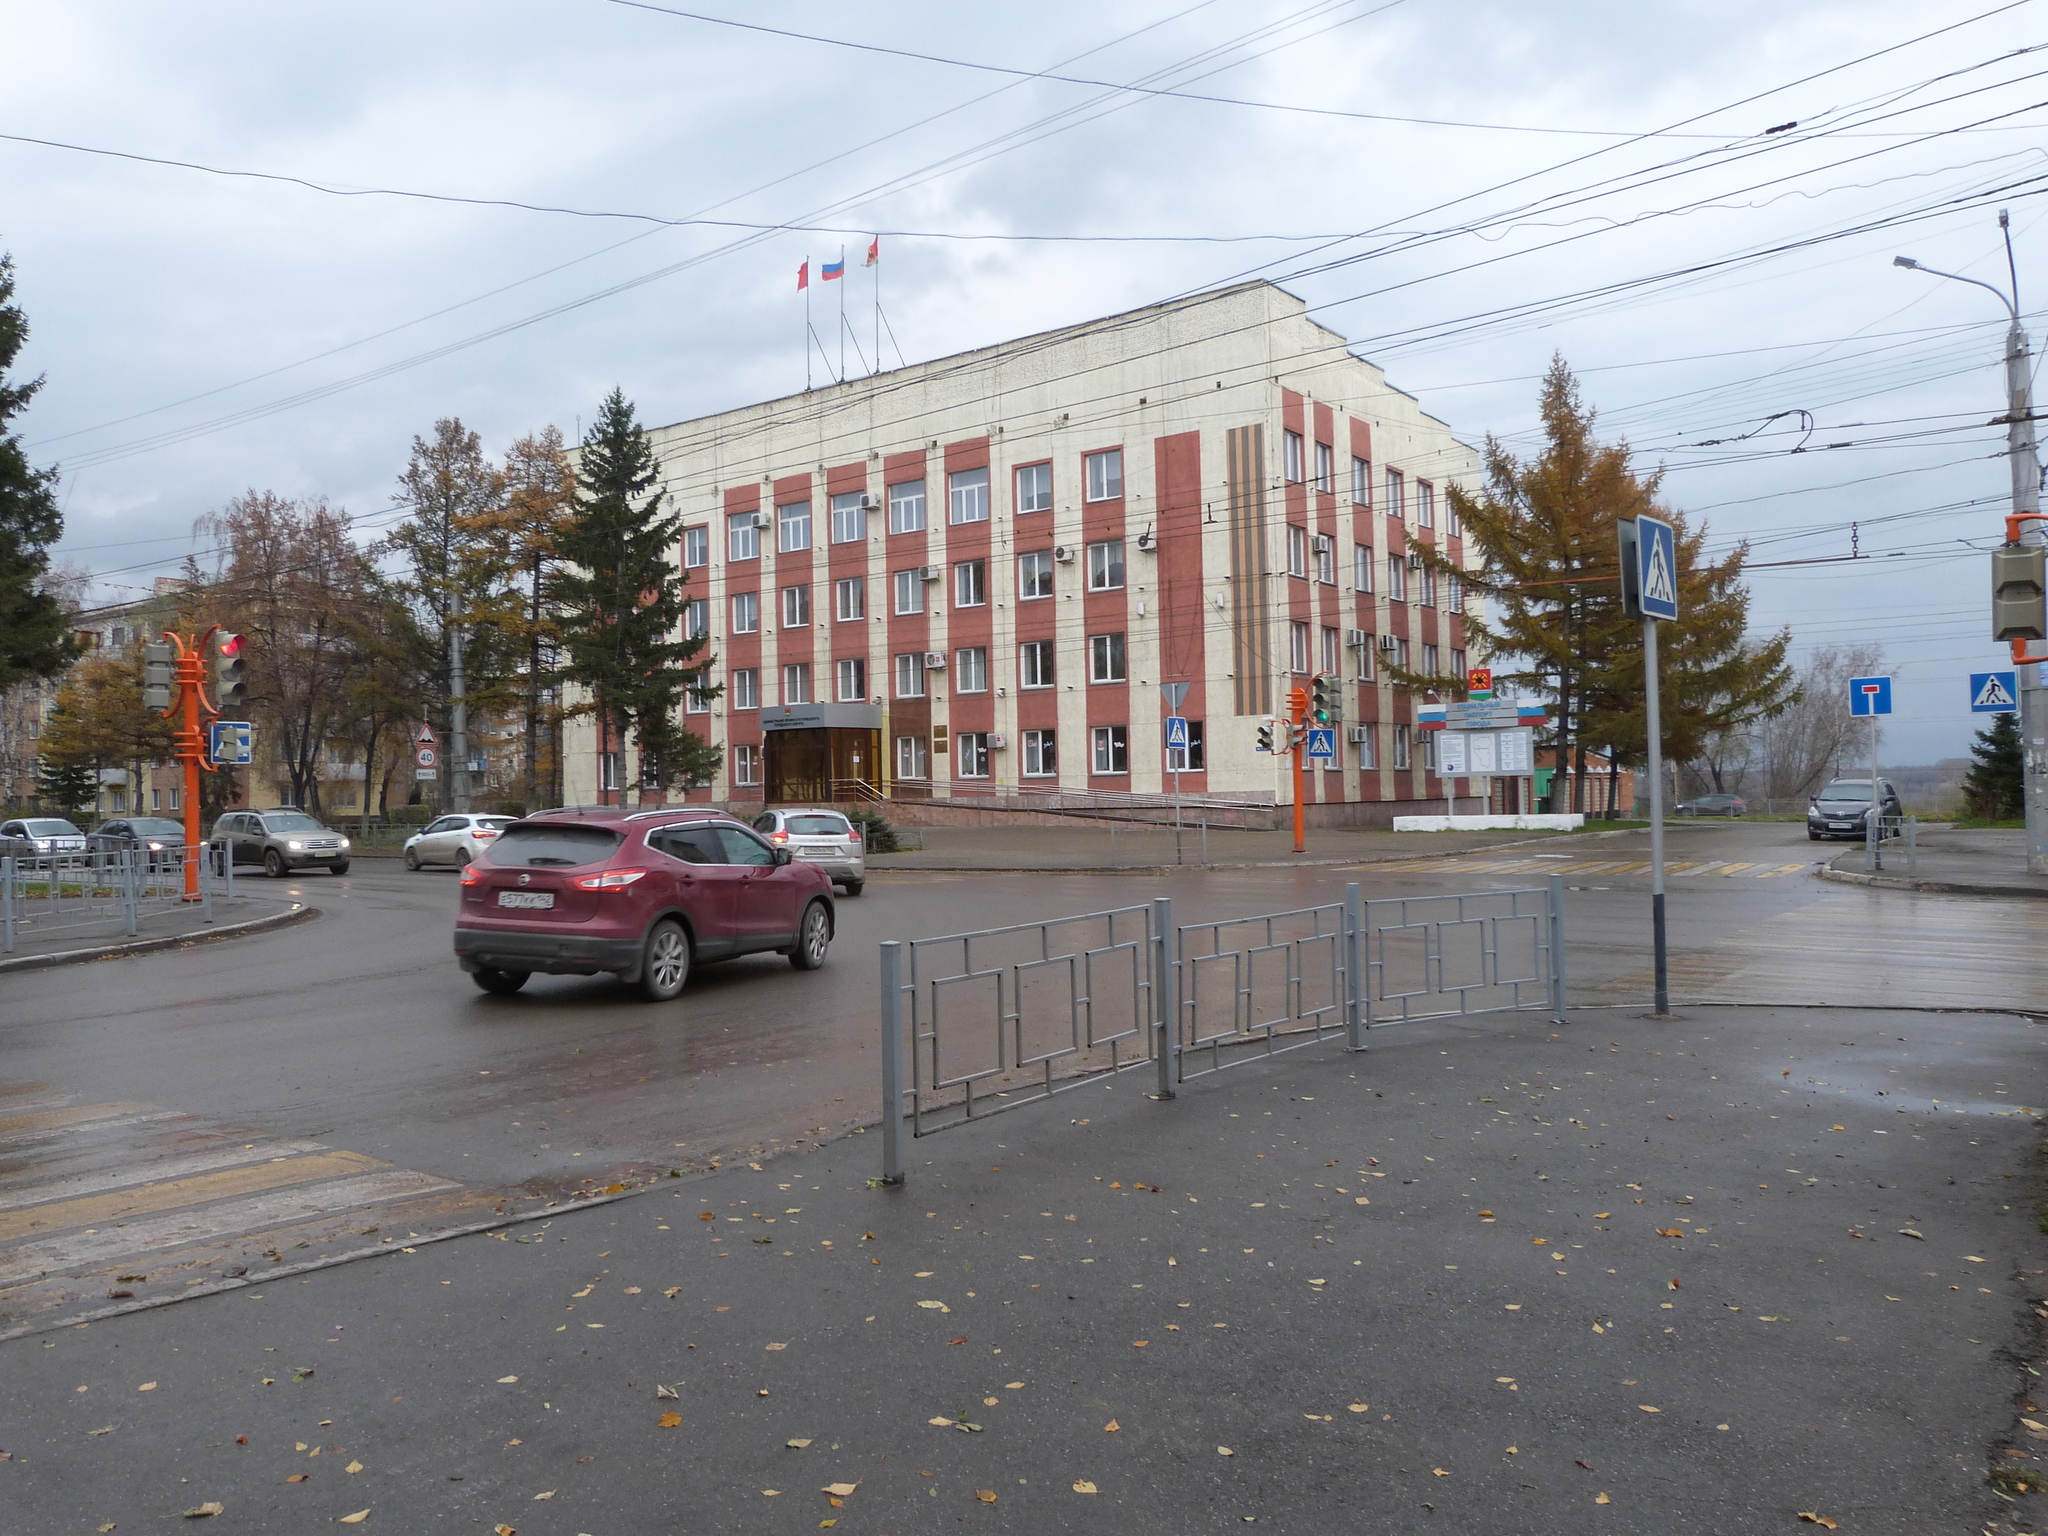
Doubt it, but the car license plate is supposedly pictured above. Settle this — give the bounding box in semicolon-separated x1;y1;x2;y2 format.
497;890;555;910
1828;821;1853;830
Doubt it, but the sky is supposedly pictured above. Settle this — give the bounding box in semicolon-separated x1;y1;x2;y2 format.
3;0;2043;766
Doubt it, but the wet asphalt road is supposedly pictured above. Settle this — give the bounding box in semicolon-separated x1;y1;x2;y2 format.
0;823;1839;1194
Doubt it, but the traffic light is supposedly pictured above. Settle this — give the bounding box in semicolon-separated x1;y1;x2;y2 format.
1309;672;1341;725
1992;542;2046;641
1256;719;1276;754
214;632;249;712
142;642;174;712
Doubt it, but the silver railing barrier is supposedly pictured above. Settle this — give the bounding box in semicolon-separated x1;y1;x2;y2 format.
0;845;231;955
1175;891;1353;1082
1864;810;1908;871
880;878;1570;1182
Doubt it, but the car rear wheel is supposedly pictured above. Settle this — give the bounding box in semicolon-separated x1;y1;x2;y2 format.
839;879;864;897
263;849;285;878
637;920;691;1001
472;967;529;995
457;847;472;866
790;900;831;971
404;848;421;870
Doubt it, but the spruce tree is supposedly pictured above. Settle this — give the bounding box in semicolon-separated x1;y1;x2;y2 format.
0;253;79;690
1961;710;2022;820
552;390;715;799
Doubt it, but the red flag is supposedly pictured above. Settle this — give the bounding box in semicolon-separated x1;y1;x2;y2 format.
796;259;809;292
864;236;879;267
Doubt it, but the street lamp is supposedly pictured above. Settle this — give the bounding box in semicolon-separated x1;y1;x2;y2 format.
1894;213;2047;874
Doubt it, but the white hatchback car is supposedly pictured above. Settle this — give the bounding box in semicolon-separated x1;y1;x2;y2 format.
752;809;865;895
404;813;516;870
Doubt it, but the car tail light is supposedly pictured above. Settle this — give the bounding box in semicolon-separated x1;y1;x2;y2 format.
573;868;649;891
460;864;484;886
847;827;861;841
474;828;500;838
771;831;788;844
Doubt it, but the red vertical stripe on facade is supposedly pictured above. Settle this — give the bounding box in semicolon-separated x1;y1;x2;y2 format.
1154;430;1206;791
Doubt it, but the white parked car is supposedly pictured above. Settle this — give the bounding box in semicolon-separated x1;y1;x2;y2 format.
751;808;865;895
404;813;516;870
0;817;88;858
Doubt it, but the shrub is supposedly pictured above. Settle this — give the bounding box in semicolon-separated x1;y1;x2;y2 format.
843;806;899;853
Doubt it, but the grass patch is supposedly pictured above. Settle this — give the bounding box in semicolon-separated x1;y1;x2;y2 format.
1991;1464;2047;1496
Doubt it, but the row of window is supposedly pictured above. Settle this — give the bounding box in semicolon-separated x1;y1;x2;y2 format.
1280;434;1451;533
1282;625;1465;681
1282;531;1463;608
693;452;1128;567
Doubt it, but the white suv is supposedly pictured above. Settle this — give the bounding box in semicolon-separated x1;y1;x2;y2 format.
752;809;865;896
404;813;516;870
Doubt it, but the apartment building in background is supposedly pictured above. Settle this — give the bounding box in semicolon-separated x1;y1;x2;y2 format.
562;280;1484;826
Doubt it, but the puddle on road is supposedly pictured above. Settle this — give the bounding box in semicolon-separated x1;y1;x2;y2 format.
1777;1066;2040;1122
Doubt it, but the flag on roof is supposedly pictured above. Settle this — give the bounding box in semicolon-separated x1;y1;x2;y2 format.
821;257;845;281
864;236;879;267
796;259;808;292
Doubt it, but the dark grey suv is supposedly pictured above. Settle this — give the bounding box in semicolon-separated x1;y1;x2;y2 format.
213;808;352;876
1807;778;1902;841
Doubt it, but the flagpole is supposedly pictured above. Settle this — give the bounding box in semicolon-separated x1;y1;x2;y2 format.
803;256;811;392
838;245;846;382
872;237;880;376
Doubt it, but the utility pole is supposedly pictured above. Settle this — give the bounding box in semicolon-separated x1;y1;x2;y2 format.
1287;683;1309;854
1895;217;2047;873
450;622;470;814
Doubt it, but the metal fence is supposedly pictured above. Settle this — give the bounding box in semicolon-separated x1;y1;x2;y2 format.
1;845;236;954
1863;813;1918;874
880;876;1568;1181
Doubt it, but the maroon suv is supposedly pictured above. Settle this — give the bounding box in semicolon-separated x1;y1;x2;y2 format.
454;808;836;999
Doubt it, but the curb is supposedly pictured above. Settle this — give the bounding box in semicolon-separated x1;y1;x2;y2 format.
0;904;321;974
1818;866;2048;900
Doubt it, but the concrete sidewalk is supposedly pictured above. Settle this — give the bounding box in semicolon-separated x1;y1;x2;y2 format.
0;895;311;972
1823;825;2048;899
6;1000;2042;1535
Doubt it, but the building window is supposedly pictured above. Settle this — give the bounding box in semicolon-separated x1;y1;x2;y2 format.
1385;468;1405;521
1416;481;1435;530
1421;731;1439;771
836;656;867;702
957;732;991;779
600;752;621;792
1447;572;1463;610
1353;543;1373;593
1314;440;1334;494
168;787;180;810
731;668;759;709
893;652;925;699
781;662;812;704
1447;498;1462;537
892;569;924;616
683;525;709;568
731;591;759;634
1320;627;1340;677
1392;637;1411;670
1289;621;1310;674
683;598;709;640
1357;725;1377;769
1392;724;1411;770
1386;554;1407;602
1287;525;1307;578
686;680;712;715
728;511;760;561
888;479;926;534
947;466;990;525
1088;632;1126;683
1315;538;1335;586
895;734;928;781
1086;539;1124;592
1422;643;1440;675
777;499;812;553
1283;429;1304;484
1357;641;1375;683
954;559;987;607
1016;462;1052;514
1084;448;1123;502
150;788;161;811
1022;728;1057;777
1451;648;1467;680
835;576;865;622
781;584;811;628
1018;550;1054;600
1090;725;1129;774
1351;456;1371;507
1420;567;1438;608
954;647;989;693
732;744;761;787
1019;639;1055;689
1166;718;1205;773
830;490;867;544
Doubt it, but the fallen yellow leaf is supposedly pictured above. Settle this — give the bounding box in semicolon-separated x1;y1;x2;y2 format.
928;1417;954;1427
1593;1212;1611;1220
1966;1256;1987;1264
531;1490;554;1501
1638;1405;1661;1413
975;1490;998;1503
1348;1403;1369;1413
657;1412;682;1429
1432;1467;1449;1477
497;1376;518;1384
916;1301;950;1312
1131;1340;1149;1348
765;1343;787;1351
345;1460;363;1475
338;1513;369;1526
181;1505;223;1520
1073;1480;1099;1494
1656;1228;1686;1239
1104;1419;1120;1433
138;1383;157;1392
1797;1516;1839;1530
786;1438;813;1449
822;1483;858;1497
1595;1492;1611;1505
1217;1446;1234;1456
495;1527;516;1536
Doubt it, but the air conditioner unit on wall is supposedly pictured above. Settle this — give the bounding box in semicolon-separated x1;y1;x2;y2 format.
1135;529;1157;552
1378;635;1400;651
1346;628;1368;647
751;511;773;530
924;651;948;669
859;492;880;510
1052;544;1076;563
919;565;942;581
1347;726;1371;744
1312;534;1333;554
1406;552;1425;570
989;733;1007;749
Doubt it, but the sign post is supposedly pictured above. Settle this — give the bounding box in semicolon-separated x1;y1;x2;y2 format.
1162;681;1191;865
1849;674;1893;867
1620;514;1679;1015
1287;684;1310;854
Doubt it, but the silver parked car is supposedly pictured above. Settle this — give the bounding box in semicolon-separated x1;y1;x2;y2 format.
0;817;88;858
752;808;866;895
213;808;352;876
404;813;515;870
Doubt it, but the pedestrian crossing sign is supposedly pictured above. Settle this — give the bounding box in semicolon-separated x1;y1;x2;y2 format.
1969;670;2018;713
1635;514;1679;621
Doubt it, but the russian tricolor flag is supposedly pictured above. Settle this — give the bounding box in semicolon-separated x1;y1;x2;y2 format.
821;257;845;281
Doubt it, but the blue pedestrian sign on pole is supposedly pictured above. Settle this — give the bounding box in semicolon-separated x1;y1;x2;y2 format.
1634;514;1679;622
1848;675;1893;716
1970;671;2019;713
209;720;253;765
1303;727;1337;761
1164;715;1189;752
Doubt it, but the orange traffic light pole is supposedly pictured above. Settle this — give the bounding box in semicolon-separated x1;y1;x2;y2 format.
1287;684;1309;854
161;626;220;901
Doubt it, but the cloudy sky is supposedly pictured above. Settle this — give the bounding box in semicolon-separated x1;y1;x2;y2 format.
4;0;2042;765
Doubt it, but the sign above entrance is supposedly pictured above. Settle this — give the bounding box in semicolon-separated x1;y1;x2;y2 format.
760;702;886;732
